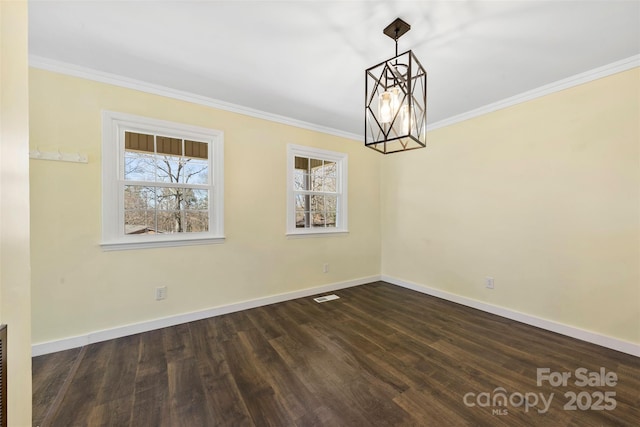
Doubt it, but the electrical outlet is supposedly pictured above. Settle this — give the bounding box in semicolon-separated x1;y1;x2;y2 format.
485;277;494;289
323;263;329;273
155;286;167;300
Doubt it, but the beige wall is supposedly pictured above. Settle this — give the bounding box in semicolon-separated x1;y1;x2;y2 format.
29;58;639;351
29;69;381;344
382;68;640;344
0;0;32;425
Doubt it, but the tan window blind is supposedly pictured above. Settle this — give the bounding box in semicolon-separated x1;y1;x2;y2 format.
295;157;308;170
156;136;182;156
294;157;323;170
185;140;208;159
125;131;154;153
125;132;208;159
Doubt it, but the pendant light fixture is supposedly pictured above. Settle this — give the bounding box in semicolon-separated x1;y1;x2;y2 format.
365;18;427;154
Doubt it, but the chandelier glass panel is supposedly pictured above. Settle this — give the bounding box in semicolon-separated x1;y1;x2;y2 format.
365;18;427;154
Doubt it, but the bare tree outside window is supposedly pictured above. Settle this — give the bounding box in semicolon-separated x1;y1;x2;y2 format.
294;156;338;228
123;132;209;234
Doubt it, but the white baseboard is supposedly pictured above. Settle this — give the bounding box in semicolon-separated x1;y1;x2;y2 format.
31;275;380;357
382;275;640;358
32;275;639;358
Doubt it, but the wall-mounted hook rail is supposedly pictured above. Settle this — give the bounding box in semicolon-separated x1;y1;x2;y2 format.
29;149;88;164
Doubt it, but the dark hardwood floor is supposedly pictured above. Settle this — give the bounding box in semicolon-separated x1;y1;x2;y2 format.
33;282;639;426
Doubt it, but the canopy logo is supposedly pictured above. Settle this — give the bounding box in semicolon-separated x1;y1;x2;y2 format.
463;388;553;415
463;367;618;416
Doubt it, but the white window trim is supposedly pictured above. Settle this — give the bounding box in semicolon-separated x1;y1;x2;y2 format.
101;111;224;250
286;144;348;237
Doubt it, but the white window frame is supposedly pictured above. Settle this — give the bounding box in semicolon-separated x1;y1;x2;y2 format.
286;144;348;236
101;111;224;250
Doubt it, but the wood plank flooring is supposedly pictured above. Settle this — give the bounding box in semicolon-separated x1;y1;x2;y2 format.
32;282;640;426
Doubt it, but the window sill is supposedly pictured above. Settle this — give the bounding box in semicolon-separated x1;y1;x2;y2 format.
286;230;349;239
101;236;225;251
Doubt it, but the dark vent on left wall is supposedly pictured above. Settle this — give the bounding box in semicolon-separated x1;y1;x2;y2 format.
0;324;6;427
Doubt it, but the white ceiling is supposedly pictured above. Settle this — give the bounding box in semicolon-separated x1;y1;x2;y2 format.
29;0;640;137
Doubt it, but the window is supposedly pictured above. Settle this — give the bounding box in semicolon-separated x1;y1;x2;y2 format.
102;111;224;250
287;144;347;235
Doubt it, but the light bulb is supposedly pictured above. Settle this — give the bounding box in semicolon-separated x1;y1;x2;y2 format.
379;92;392;124
379;87;401;124
400;105;412;134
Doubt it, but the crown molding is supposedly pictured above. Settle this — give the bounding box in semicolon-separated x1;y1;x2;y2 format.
30;54;639;138
28;55;362;142
428;55;640;131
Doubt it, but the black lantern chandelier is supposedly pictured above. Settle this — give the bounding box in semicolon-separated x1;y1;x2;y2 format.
365;18;427;154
